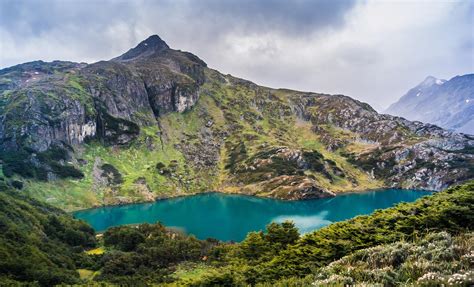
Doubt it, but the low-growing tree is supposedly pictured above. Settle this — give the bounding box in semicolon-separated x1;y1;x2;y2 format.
104;226;146;251
265;221;299;247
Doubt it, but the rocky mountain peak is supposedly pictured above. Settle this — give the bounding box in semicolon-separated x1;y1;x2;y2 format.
113;35;170;61
418;75;446;88
141;35;169;49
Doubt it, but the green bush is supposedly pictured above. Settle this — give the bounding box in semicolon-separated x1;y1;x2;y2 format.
0;146;83;180
104;226;145;251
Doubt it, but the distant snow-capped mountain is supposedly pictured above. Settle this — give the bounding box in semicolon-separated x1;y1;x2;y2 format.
386;74;474;134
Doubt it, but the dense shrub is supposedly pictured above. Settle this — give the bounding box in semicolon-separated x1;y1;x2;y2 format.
188;267;245;287
100;163;123;184
0;146;83;180
0;149;35;178
50;161;84;179
97;222;218;284
0;189;96;286
104;226;145;251
10;180;23;189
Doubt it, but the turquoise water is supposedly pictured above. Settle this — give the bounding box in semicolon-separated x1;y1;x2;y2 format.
73;189;432;242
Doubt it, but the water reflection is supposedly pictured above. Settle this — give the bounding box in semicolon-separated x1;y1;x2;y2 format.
273;211;332;234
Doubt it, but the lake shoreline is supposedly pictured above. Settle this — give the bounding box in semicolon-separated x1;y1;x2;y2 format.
70;187;436;214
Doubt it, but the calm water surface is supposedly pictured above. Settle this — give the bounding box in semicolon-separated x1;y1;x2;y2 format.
73;189;432;241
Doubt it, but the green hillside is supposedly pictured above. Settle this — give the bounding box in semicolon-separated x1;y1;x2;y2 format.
1;36;472;211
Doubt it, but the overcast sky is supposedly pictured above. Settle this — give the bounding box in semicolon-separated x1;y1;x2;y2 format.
1;0;473;110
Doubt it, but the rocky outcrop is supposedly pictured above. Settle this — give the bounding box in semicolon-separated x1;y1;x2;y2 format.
250;175;335;200
0;87;95;152
113;35;170;62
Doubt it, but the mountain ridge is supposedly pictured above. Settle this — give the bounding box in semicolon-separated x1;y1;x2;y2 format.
0;35;473;210
386;74;474;134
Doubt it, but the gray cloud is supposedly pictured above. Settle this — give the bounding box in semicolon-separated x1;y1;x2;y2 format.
177;0;357;35
0;0;472;110
0;0;356;66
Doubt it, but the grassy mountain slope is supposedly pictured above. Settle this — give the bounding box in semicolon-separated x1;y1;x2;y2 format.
0;35;473;210
20;69;386;210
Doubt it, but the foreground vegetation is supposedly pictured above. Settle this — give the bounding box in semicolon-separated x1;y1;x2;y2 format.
186;180;474;286
0;188;96;285
0;181;472;286
311;231;473;286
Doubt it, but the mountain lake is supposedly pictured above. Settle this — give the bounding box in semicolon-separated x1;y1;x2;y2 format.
73;189;433;242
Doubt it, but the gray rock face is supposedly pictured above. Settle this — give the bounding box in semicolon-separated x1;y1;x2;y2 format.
386;74;474;134
0;82;94;152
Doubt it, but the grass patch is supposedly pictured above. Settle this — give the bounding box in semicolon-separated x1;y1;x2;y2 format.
170;262;216;283
85;247;105;255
